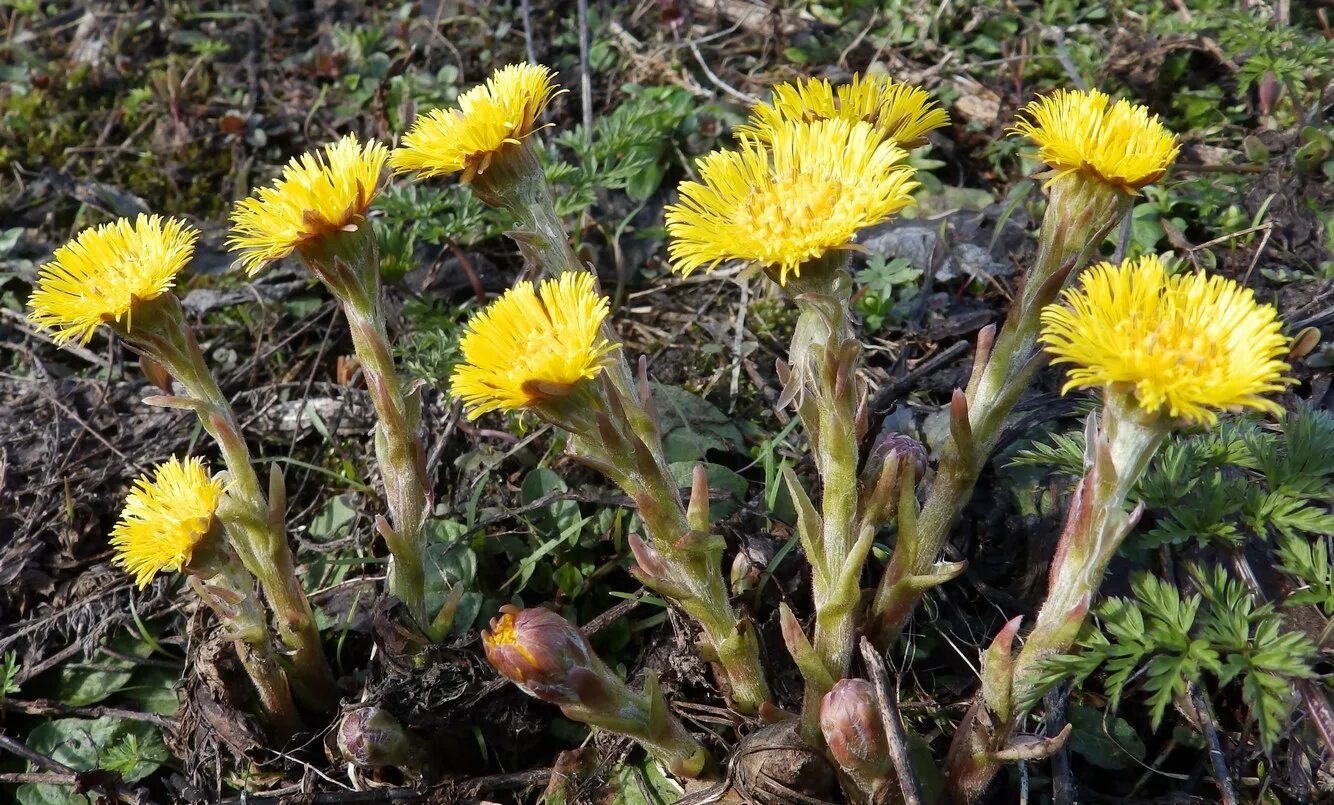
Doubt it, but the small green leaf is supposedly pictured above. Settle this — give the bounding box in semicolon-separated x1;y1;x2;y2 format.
553;564;584;598
56;635;152;707
1066;705;1147;771
651;384;742;463
607;754;685;804
118;667;181;716
19;717;167;805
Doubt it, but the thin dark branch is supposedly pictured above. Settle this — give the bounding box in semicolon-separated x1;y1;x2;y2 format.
0;733;78;774
859;637;923;805
3;697;177;730
0;772;80;785
1189;683;1238;805
1296;679;1334;759
0;734;139;804
868;339;972;415
581;594;644;638
217;789;423;804
1044;682;1075;805
447;768;553;797
216;768;554;803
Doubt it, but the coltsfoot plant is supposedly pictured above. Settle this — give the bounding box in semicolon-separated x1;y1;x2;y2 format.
23;58;1314;804
28;216;336;709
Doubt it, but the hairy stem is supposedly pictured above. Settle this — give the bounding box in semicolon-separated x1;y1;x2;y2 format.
870;177;1130;647
480;144;769;711
188;529;303;739
130;295;335;708
301;225;431;628
947;392;1166;802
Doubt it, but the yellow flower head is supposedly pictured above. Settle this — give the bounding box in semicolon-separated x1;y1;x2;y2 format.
1011;89;1179;192
1040;255;1291;425
111;456;226;588
665;118;918;283
451;272;618;419
739;74;950;147
228;133;389;275
27;215;197;345
390;63;560;181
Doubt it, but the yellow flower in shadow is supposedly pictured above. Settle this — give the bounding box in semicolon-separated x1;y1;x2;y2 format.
111;457;225;588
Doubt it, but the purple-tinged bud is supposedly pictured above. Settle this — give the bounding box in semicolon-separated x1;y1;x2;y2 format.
336;707;417;772
483;606;712;778
860;432;927;489
861;431;927;525
482;605;594;705
1258;71;1280;117
819;679;891;779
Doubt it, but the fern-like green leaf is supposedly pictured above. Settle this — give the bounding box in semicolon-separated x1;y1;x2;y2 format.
1008;430;1086;481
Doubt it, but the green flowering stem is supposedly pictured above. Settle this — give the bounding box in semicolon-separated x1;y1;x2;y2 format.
869;176;1131;648
124;295;336;710
1010;391;1167;704
558;378;769;714
474;143;770;713
778;257;879;741
187;522;304;740
298;225;431;629
473;143;649;422
946;389;1168;803
471;143;657;442
565;668;710;778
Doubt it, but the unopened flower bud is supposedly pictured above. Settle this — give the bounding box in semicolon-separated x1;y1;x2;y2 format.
861;432;927;525
819;679;891;779
482;605;712;777
860;432;926;489
337;707;417;772
483;605;595;705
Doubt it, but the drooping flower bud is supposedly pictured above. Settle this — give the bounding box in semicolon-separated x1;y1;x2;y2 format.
336;707;418;773
482;605;711;778
482;605;594;705
819;679;892;779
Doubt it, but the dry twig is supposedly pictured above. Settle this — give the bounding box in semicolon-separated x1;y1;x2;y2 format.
860;637;923;805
